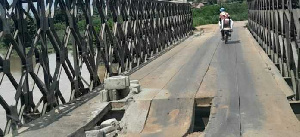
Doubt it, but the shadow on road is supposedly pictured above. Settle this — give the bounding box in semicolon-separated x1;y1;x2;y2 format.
226;40;240;44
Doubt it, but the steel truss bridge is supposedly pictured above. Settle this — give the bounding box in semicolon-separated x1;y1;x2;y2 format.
0;0;300;136
0;0;192;135
248;0;300;100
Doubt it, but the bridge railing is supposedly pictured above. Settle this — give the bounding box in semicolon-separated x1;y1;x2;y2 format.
248;0;300;101
0;0;192;135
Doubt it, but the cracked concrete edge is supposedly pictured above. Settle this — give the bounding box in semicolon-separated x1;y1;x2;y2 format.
68;103;111;137
16;87;104;135
245;28;295;98
200;94;220;136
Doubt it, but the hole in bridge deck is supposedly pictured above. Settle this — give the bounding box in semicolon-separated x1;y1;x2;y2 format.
193;105;211;132
290;102;300;121
85;101;127;132
190;96;214;135
97;109;125;124
91;102;126;131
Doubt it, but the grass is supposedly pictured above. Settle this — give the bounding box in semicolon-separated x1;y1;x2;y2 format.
192;1;248;27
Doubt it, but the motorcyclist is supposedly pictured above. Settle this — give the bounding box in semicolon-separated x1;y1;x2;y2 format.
219;8;233;40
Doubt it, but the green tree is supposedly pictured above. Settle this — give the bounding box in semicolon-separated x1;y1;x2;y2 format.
54;9;66;24
2;20;15;48
208;0;218;4
3;16;36;48
24;15;36;47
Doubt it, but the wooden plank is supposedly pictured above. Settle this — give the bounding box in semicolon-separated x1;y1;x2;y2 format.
16;90;111;137
204;35;241;137
238;27;300;136
121;100;152;133
195;63;217;107
138;29;220;136
120;89;159;134
202;22;300;137
141;98;194;136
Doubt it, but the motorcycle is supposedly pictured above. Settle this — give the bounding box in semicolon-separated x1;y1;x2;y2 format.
220;19;233;44
223;28;232;44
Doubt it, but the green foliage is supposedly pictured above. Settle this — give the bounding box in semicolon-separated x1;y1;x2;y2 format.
207;0;218;4
77;20;86;30
107;19;113;30
0;41;5;49
192;1;248;27
1;20;14;48
2;36;11;48
93;18;101;33
54;9;66;24
54;23;66;31
1;16;36;48
24;16;36;47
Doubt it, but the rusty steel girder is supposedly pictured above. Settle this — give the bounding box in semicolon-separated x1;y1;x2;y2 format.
248;0;300;101
0;0;192;135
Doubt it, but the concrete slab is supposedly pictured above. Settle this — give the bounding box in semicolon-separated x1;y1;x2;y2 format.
85;130;105;137
100;118;119;129
104;76;130;90
130;84;141;94
100;90;109;102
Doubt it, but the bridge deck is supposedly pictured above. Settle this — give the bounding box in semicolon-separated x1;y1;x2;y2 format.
125;22;300;137
15;22;300;137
